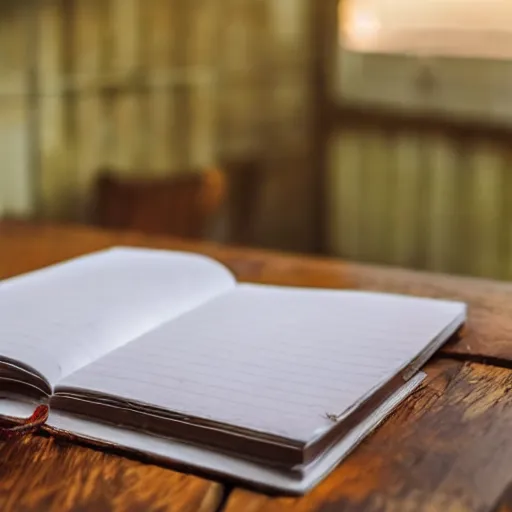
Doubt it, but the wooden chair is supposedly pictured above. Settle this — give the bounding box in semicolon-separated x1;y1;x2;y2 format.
94;167;226;239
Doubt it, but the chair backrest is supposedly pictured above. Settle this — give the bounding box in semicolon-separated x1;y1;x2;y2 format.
94;167;226;239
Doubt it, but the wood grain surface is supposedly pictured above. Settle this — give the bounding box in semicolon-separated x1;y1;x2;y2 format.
1;220;512;363
224;360;512;512
0;434;223;512
1;221;512;511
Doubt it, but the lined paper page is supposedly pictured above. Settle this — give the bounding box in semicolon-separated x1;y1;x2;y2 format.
56;284;465;443
0;248;235;386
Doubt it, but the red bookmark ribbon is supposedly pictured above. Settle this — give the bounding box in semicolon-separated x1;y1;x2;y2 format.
0;405;49;440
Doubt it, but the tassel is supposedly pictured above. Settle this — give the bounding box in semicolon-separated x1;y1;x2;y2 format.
0;405;49;440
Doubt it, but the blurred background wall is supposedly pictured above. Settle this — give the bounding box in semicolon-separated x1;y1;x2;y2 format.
330;0;512;279
0;0;318;251
2;0;512;281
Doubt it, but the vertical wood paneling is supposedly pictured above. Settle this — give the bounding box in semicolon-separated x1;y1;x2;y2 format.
2;1;512;263
218;0;263;159
0;4;29;96
1;0;317;252
329;129;512;280
252;0;316;250
503;152;512;280
170;0;192;170
110;0;140;74
327;130;362;259
0;99;32;215
96;0;116;172
109;0;142;175
0;3;32;216
135;0;152;173
426;136;459;272
186;0;218;169
1;0;512;267
391;134;422;267
144;0;177;175
73;0;104;218
468;142;503;277
359;131;392;263
451;139;473;275
37;0;73;218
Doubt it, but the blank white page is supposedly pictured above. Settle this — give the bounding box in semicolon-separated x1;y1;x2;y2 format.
56;284;466;443
0;247;235;386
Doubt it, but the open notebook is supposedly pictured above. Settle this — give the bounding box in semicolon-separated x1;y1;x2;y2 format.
0;248;466;494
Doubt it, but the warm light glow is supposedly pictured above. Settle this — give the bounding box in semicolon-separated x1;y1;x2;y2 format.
344;9;381;48
340;0;512;58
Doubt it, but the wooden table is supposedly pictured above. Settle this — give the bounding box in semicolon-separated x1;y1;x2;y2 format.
0;220;511;512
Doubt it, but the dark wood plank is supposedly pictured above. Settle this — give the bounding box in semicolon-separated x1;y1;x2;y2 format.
0;435;223;512
224;360;512;512
2;220;511;363
334;104;512;142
